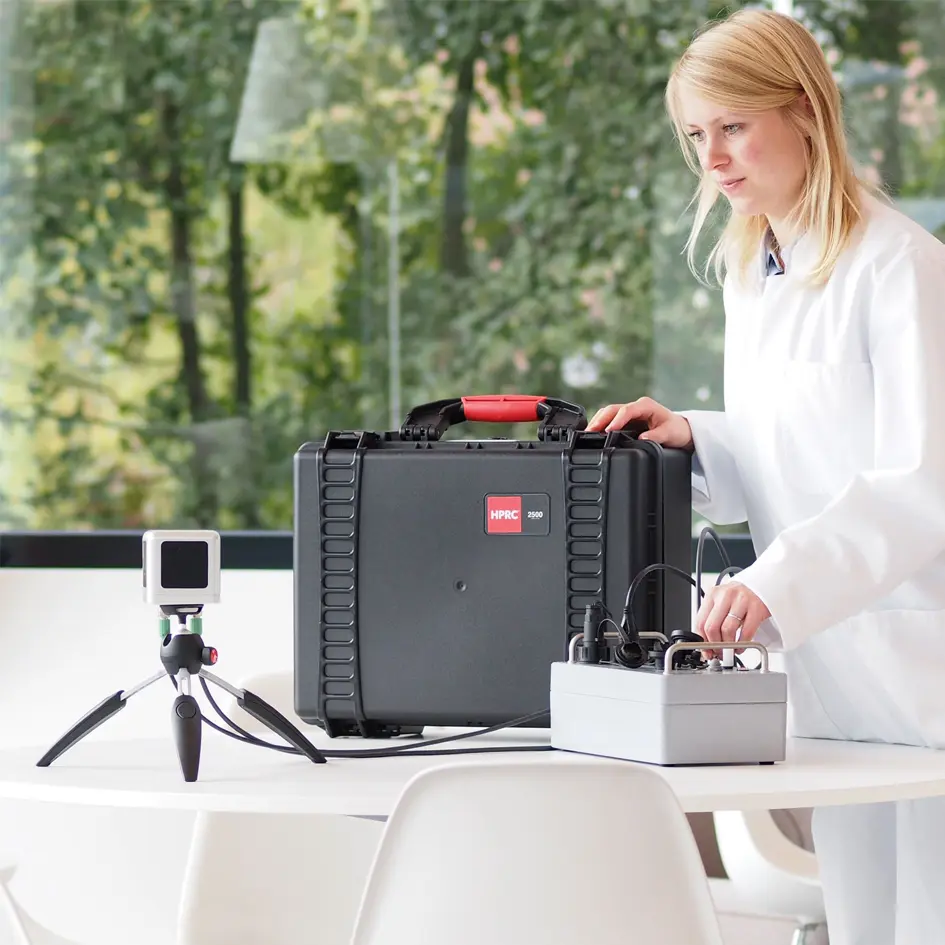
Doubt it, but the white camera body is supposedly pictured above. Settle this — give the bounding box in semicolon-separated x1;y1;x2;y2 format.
142;530;221;606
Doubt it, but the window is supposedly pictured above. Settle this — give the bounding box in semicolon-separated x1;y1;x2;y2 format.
0;0;942;533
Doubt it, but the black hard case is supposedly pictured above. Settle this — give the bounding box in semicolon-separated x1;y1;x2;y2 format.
294;400;691;737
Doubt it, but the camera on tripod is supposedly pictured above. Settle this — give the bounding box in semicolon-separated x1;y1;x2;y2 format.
143;529;221;613
37;528;326;782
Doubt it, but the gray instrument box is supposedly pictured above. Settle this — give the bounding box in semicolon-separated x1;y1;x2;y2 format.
550;647;787;766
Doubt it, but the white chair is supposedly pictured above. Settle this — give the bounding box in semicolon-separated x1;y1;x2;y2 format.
0;868;83;945
350;759;726;945
710;810;826;945
0;567;199;945
175;671;384;945
176;812;383;945
0;792;195;945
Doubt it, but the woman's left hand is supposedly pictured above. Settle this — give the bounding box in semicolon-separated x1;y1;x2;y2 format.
696;581;771;659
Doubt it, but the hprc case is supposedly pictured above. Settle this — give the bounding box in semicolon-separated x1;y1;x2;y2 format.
294;395;692;737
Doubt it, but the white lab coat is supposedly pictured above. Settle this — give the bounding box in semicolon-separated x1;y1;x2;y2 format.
681;193;945;945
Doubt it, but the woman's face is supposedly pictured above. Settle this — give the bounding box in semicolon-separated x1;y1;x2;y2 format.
679;88;809;227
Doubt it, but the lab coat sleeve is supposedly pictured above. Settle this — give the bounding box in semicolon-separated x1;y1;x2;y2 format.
735;245;945;650
677;410;748;525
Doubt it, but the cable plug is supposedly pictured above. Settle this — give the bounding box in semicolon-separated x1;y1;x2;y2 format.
581;602;605;663
657;629;706;671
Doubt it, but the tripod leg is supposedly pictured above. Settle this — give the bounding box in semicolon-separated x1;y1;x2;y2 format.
36;692;126;767
239;690;327;764
36;670;167;767
172;670;202;782
199;670;327;764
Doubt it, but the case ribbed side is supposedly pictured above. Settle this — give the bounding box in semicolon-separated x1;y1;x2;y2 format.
563;446;609;640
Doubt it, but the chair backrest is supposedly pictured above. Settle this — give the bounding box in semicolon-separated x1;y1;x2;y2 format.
351;759;725;945
175;670;385;945
177;811;384;945
713;810;823;922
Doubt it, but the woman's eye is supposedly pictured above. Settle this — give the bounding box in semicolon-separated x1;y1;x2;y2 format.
723;123;742;135
688;131;705;143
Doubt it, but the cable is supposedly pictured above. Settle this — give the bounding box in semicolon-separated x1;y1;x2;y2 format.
189;675;552;758
169;527;740;761
621;562;703;643
695;525;733;617
307;710;553;758
715;565;743;585
599;616;623;637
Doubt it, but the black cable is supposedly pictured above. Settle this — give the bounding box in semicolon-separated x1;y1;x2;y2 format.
168;674;299;751
171;664;552;759
715;565;743;585
193;673;552;758
695;526;733;618
304;709;554;758
200;676;259;740
621;562;703;642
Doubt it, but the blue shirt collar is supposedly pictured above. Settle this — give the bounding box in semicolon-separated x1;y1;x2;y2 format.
763;228;785;277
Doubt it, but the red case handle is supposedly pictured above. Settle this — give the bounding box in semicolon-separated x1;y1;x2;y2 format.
400;395;585;441
460;395;547;423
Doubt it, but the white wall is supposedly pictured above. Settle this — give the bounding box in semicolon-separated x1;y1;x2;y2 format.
0;568;297;945
0;567;295;749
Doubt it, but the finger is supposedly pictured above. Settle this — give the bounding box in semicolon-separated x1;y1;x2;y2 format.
638;424;674;444
605;401;648;432
695;589;722;659
695;588;713;637
586;405;620;432
702;592;750;661
737;604;765;644
731;601;769;657
695;584;727;636
718;594;758;662
703;596;732;648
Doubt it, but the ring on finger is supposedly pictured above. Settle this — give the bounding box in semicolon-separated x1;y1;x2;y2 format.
726;612;745;623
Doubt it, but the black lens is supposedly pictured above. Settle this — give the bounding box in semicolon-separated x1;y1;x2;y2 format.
161;541;209;589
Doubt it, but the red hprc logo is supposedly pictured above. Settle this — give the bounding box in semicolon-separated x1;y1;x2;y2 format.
487;496;522;533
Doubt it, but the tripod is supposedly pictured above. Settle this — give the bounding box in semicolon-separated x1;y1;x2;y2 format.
37;611;327;782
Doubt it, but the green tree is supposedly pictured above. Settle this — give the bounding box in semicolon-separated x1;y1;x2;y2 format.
0;0;364;528
294;0;745;444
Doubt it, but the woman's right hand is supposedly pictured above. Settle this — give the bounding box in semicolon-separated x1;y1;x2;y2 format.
586;397;694;451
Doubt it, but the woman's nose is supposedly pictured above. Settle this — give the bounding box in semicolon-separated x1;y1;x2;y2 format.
705;140;729;170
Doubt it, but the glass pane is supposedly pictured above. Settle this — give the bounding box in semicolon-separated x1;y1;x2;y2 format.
797;0;945;235
11;0;940;532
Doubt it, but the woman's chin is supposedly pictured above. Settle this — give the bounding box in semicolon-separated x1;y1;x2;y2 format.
724;193;762;216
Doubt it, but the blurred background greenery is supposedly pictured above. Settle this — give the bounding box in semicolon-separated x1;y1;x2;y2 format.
0;0;942;530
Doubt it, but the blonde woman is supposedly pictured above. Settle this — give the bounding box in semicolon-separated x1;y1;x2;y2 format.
588;9;945;944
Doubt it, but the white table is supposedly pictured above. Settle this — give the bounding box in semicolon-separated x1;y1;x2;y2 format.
7;728;945;814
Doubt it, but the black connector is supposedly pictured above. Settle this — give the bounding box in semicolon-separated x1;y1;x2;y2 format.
581;602;605;663
655;629;707;671
613;639;648;669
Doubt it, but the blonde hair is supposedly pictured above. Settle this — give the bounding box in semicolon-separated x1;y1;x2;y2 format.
665;9;873;286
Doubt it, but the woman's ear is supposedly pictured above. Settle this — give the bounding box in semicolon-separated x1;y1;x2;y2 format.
799;92;814;117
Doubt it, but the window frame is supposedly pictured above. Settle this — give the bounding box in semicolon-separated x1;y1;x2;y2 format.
0;530;755;570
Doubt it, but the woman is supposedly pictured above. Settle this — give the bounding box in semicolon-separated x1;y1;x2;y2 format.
587;9;945;945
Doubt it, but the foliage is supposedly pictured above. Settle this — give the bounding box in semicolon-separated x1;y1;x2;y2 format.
0;0;943;529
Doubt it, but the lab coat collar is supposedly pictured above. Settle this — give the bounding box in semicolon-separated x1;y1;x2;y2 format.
753;227;821;289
